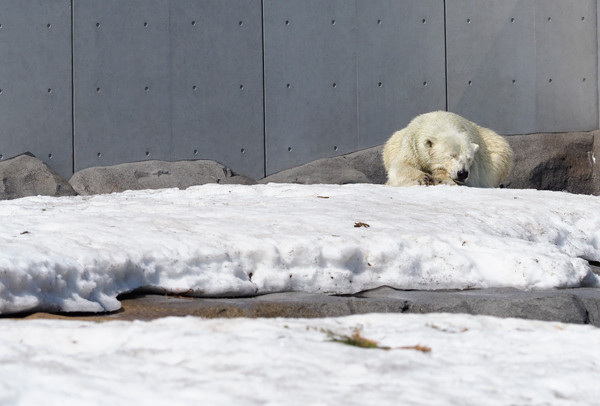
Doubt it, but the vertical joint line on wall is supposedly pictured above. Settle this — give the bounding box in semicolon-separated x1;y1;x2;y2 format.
261;0;267;179
443;0;448;111
70;0;75;174
355;0;360;149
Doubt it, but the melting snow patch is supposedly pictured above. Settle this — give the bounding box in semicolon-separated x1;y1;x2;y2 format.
0;183;599;314
1;313;599;405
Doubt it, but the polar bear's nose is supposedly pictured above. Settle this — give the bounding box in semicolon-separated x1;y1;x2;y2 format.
456;169;469;182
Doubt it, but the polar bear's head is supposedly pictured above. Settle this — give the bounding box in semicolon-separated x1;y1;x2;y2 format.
423;131;479;185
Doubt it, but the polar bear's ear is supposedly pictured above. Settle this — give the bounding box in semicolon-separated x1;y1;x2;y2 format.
471;143;480;153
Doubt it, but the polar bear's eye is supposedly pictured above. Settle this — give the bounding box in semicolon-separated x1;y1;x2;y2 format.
450;153;458;159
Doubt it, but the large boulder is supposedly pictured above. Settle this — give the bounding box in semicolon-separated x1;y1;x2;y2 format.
70;159;256;195
339;145;387;184
503;131;599;195
0;153;76;200
260;146;386;185
260;157;370;185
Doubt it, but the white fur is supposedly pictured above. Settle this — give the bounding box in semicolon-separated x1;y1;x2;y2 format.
383;111;514;188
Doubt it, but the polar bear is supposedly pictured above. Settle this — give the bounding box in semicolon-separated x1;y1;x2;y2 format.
383;111;513;188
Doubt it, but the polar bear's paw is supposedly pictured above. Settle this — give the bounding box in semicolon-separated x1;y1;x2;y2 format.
431;170;458;186
417;173;435;186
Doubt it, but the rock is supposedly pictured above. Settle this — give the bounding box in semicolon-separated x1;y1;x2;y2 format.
0;153;76;200
338;145;387;184
356;287;599;325
260;146;385;185
69;159;256;195
23;287;600;326
503;131;599;195
573;288;600;326
260;156;371;184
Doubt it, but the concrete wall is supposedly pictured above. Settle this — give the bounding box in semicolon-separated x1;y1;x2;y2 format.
0;0;597;179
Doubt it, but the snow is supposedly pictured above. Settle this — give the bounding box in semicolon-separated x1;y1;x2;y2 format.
1;313;599;405
2;183;600;404
1;183;599;314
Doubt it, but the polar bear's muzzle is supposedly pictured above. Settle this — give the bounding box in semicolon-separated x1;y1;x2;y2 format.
454;169;469;184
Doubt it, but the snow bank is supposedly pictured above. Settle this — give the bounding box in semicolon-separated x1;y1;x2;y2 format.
1;313;599;405
0;184;599;314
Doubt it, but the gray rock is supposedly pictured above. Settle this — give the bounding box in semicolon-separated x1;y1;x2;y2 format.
356;287;600;325
260;146;386;185
260;156;371;184
43;286;598;326
69;159;256;195
0;153;76;200
503;131;599;195
338;145;387;184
